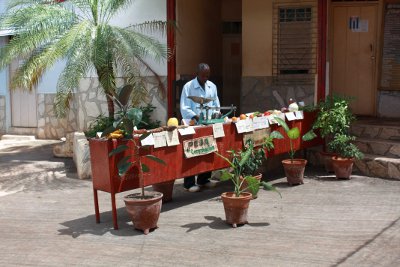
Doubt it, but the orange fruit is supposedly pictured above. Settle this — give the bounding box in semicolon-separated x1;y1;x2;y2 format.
231;116;238;123
239;114;247;120
249;114;254;119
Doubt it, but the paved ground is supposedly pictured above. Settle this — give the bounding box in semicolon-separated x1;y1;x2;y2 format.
0;139;400;267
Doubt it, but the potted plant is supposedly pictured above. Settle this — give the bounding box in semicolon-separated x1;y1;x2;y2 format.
328;134;363;179
105;86;166;235
313;95;355;172
215;138;281;228
239;138;275;198
271;117;316;185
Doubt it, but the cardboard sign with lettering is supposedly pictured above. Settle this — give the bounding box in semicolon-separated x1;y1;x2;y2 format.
243;128;271;147
183;135;218;158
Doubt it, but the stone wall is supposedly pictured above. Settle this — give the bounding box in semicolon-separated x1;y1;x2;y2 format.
37;93;78;139
241;76;315;113
0;95;5;134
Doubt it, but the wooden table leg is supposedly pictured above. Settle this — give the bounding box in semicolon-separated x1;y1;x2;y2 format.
93;188;100;223
111;192;119;230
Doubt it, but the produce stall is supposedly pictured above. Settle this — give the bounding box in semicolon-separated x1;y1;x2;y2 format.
89;111;322;229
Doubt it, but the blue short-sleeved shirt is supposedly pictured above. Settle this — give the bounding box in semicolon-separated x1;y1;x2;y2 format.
180;77;220;120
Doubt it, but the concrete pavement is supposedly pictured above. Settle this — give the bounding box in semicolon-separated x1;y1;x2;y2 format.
0;139;400;266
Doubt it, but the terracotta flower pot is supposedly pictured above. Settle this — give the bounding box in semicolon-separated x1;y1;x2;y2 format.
123;191;163;234
152;180;175;203
331;157;354;179
221;192;252;228
319;151;338;173
282;159;307;186
239;173;262;199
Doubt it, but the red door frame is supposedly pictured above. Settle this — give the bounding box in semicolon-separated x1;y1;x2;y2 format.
167;0;176;118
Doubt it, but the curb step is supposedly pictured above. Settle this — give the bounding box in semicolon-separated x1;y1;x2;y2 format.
354;137;400;157
1;135;36;141
354;153;400;180
351;123;400;140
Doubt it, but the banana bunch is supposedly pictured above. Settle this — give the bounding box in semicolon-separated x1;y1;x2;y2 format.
107;129;124;139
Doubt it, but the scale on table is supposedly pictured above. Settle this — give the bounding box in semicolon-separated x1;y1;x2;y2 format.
188;96;236;125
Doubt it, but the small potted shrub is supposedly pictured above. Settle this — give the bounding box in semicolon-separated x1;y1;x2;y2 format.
313;95;355;172
271;117;316;185
239;138;274;198
328;134;363;179
106;86;166;234
215;138;281;228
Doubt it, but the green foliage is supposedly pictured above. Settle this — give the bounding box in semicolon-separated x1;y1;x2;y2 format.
84;114;114;138
328;134;364;160
313;95;355;138
271;117;316;161
137;104;161;130
0;0;169;118
215;139;281;198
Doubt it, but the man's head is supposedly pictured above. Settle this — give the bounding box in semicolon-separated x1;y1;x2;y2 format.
196;63;210;86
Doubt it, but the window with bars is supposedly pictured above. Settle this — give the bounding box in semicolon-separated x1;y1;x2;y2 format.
273;5;317;80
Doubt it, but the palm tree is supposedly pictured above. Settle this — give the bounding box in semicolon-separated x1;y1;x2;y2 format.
0;0;168;118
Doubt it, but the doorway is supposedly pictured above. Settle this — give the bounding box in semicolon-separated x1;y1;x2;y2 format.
9;59;37;128
330;2;378;115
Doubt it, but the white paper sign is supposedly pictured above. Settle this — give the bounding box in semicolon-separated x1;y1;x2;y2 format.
253;116;269;130
285;112;297;121
141;134;155;146
295;111;304;120
212;123;225;138
165;129;180;146
153;132;167;148
178;126;196;136
235;120;247;133
244;119;254;132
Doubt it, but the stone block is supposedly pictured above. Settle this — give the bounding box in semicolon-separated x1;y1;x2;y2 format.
86;102;100;118
354;141;370;154
355;159;369;176
370;142;391;156
388;163;400;179
73;132;92;179
367;160;388;178
389;145;400;157
380;128;400;140
351;125;364;137
363;127;380;139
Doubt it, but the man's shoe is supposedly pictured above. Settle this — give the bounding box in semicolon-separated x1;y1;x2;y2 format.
199;180;217;189
184;185;200;193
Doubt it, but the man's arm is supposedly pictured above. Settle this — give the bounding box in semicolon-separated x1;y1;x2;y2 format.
180;84;197;120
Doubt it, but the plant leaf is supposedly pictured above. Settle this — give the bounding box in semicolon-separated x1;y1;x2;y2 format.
141;163;150;173
127;108;143;126
239;148;252;167
118;84;133;106
145;154;166;165
274;117;289;133
108;144;129;157
117;156;131;176
220;171;233;181
245;176;260;196
302;130;317;141
270;131;284;139
215;152;234;168
261;181;282;198
287;127;300;140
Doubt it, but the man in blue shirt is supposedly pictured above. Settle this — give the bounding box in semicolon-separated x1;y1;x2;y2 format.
180;63;220;192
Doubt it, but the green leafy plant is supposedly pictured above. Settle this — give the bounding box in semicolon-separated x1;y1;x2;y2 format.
271;117;317;162
0;0;169;118
106;85;166;199
215;138;281;198
328;134;364;160
137;104;161;130
84;114;114;138
313;95;355;138
241;137;274;177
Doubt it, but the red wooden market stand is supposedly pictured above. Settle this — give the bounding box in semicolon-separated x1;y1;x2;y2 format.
89;112;322;229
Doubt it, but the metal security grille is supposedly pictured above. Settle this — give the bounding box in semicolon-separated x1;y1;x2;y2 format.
380;4;400;90
273;1;317;82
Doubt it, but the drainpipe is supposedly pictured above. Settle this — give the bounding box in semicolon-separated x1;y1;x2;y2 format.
317;0;327;102
167;0;176;118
